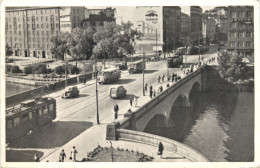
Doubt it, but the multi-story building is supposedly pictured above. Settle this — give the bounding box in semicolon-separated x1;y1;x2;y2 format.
5;7;85;58
163;6;181;52
227;6;254;57
202;18;215;41
181;6;203;45
180;12;190;46
81;7;116;31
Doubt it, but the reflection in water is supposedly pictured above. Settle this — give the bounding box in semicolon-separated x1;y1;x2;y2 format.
144;80;254;162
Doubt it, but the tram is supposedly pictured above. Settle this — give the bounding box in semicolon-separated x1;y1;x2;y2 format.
167;54;183;68
97;67;121;84
6;97;56;143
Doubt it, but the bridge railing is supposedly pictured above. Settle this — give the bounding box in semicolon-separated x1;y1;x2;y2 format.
117;128;209;162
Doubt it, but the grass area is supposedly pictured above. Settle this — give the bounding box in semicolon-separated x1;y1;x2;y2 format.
84;146;154;162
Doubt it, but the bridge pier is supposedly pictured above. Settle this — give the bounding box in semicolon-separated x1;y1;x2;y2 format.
201;66;208;92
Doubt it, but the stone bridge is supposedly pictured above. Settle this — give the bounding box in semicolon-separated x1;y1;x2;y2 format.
107;66;208;137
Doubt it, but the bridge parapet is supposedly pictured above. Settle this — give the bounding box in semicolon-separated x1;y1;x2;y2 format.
117;129;209;162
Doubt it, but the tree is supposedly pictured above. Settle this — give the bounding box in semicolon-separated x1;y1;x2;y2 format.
209;24;227;45
50;32;71;60
218;50;247;83
69;27;95;61
6;44;13;57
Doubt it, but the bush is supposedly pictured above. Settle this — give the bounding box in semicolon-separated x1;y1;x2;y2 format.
55;65;65;75
24;64;51;74
6;65;12;73
24;65;33;74
6;65;22;73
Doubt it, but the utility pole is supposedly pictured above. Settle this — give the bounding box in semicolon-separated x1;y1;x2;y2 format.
156;28;158;60
142;52;145;96
65;53;67;88
198;31;201;63
95;57;100;125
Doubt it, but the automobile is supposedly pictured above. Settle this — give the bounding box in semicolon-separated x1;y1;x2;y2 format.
108;85;127;99
61;86;79;98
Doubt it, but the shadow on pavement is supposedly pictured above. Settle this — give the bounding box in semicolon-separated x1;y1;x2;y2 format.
8;121;93;149
120;94;135;100
6;149;44;162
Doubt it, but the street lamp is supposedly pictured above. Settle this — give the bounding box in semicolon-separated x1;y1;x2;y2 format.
142;52;145;96
95;58;100;125
64;53;68;88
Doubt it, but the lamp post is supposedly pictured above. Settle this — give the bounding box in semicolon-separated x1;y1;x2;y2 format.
95;58;100;125
64;53;68;88
142;52;145;96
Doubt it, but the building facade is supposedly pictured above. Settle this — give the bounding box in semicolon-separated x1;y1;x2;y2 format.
190;6;203;45
163;6;181;52
180;12;190;46
227;6;254;57
5;7;85;58
81;7;116;31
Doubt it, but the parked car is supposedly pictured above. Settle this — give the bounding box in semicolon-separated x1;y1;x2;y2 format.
108;85;127;99
62;86;79;98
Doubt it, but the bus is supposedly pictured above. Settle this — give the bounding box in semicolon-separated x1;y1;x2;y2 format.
127;60;146;73
167;54;183;68
6;97;56;143
97;67;121;84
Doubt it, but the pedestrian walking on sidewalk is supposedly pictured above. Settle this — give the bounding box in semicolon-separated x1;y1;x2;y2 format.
149;84;153;92
149;89;153;98
134;96;138;107
157;75;161;83
34;154;40;162
161;74;165;82
157;142;164;159
70;146;78;162
180;65;183;71
59;149;66;162
114;103;119;122
166;83;170;88
129;97;133;107
77;76;80;84
145;82;148;92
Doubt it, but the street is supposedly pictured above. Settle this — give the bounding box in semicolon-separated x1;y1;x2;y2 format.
6;53;217;162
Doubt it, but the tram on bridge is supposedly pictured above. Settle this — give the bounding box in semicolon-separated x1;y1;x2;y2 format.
6;97;56;143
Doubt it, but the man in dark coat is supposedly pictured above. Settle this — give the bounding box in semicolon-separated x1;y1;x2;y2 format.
114;103;119;122
158;142;164;158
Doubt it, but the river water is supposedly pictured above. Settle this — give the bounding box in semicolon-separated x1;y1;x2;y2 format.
5;82;38;97
144;71;254;162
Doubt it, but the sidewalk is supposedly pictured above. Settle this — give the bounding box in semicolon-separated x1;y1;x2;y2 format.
41;55;218;162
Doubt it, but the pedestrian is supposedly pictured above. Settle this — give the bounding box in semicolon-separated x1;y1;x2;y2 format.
166;83;170;88
161;74;165;82
144;82;148;92
34;154;40;162
171;73;175;82
180;65;183;71
134;96;138;106
59;149;66;162
83;76;86;83
159;85;163;92
157;75;161;83
129;97;133;107
149;89;153;98
70;146;78;162
153;89;156;97
149;84;153;92
114;103;119;122
157;141;164;159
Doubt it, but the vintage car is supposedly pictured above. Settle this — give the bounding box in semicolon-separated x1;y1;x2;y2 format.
61;86;79;98
108;85;127;99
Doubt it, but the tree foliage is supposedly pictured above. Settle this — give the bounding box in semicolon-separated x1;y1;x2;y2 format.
50;32;71;60
218;50;247;83
209;24;227;45
6;44;13;57
69;27;95;60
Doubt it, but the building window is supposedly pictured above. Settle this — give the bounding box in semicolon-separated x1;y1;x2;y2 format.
13;17;17;30
32;16;35;30
55;9;58;13
56;23;59;28
5;18;8;30
42;38;44;42
46;16;48;21
47;45;49;49
231;12;237;18
247;11;253;18
246;32;252;37
36;17;38;21
51;31;54;35
42;31;44;35
33;38;35;42
56;31;59;34
46;31;49;36
230;22;236;28
230;42;236;47
238;32;244;38
41;24;44;28
14;31;17;35
37;31;39;36
21;113;29;122
19;31;21;35
41;16;43;21
32;31;35;35
238;42;243;47
239;12;244;18
246;41;251;47
46;24;49;29
56;16;58;21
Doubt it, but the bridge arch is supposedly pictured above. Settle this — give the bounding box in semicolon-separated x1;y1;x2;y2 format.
143;114;167;135
169;94;189;119
188;82;201;106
